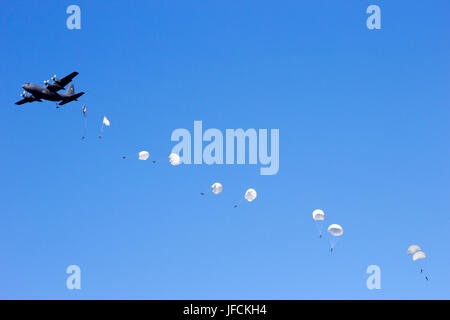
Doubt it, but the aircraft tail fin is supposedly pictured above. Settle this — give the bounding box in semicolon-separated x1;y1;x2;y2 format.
58;92;84;106
66;84;74;95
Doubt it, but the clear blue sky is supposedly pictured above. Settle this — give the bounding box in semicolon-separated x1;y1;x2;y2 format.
0;1;449;299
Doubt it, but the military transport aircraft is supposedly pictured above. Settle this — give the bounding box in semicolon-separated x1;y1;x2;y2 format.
15;72;85;107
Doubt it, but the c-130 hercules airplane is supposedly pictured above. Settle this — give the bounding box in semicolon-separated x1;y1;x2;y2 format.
15;71;85;107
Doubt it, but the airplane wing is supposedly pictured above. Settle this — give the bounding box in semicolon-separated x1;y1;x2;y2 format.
58;99;72;106
47;72;79;92
58;72;79;86
15;99;30;105
15;97;41;105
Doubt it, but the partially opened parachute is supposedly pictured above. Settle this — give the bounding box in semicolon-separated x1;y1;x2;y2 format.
407;244;422;255
412;251;426;262
169;153;181;166
103;116;110;127
211;182;223;194
81;105;87;140
313;209;325;221
138;151;150;161
245;188;257;202
328;224;343;237
99;115;110;139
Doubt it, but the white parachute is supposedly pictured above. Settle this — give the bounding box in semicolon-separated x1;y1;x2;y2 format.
408;245;429;281
245;188;257;202
99;115;110;139
328;224;344;236
103;116;110;127
313;209;325;221
169;153;181;166
138;151;150;161
412;251;426;262
407;244;422;255
234;188;257;207
327;224;343;253
122;150;150;161
312;209;325;238
211;182;223;195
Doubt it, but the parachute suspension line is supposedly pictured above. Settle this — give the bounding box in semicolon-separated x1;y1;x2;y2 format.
199;182;223;197
122;151;150;161
80;105;87;141
152;153;181;165
329;232;341;250
315;220;324;238
233;171;259;209
151;156;166;163
328;237;339;255
82;116;87;141
234;188;257;208
330;237;339;249
99;123;104;139
121;152;134;160
417;262;430;281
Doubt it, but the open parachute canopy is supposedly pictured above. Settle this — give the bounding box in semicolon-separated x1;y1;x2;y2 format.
328;224;344;237
138;151;150;161
312;209;325;221
412;251;426;262
407;244;422;255
245;188;257;202
169;153;181;166
211;182;223;194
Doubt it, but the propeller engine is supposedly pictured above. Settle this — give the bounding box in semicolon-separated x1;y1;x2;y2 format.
44;80;50;86
21;91;27;98
51;75;58;82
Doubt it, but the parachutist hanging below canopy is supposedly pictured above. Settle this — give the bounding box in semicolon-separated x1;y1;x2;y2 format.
312;209;325;238
327;224;343;254
81;105;87;140
122;151;150;161
201;182;223;197
234;188;257;208
99;116;110;139
408;245;429;281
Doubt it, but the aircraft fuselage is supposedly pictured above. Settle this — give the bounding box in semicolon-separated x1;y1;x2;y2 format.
22;83;65;101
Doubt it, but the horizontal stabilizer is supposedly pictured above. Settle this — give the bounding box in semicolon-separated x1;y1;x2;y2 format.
58;92;85;106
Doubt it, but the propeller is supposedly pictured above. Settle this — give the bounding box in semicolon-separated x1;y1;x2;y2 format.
51;75;57;81
21;91;26;98
44;80;49;85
